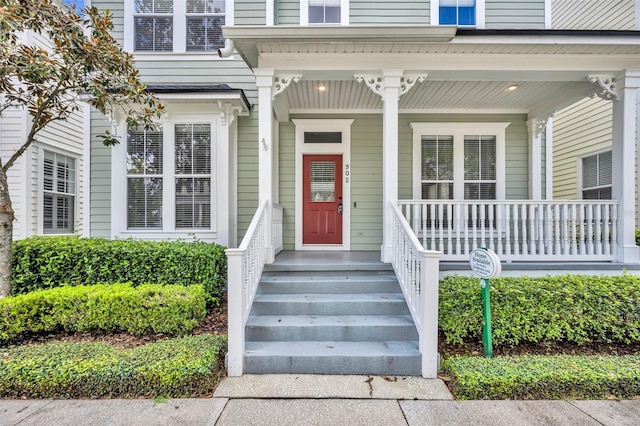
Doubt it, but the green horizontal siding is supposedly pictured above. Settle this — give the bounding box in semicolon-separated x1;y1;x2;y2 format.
235;0;267;25
486;0;545;29
275;0;299;24
552;0;635;30
350;0;430;25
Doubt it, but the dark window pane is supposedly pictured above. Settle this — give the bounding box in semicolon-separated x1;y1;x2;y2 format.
439;6;457;24
176;177;211;228
127;177;163;229
186;17;225;51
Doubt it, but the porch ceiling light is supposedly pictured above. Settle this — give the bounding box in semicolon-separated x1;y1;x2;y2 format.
318;84;326;92
507;84;519;91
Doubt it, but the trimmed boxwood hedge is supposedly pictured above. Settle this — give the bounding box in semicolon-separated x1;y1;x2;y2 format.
442;355;640;400
0;335;226;398
439;274;640;346
0;283;206;344
12;236;227;305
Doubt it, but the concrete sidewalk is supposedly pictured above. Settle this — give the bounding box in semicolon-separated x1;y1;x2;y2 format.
1;375;639;426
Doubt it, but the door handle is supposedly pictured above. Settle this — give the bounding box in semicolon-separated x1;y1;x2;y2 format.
338;203;343;214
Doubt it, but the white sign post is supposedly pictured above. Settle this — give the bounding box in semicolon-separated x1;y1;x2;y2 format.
469;248;501;358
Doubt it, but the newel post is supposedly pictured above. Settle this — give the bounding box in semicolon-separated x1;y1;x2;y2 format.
420;250;440;378
225;250;245;376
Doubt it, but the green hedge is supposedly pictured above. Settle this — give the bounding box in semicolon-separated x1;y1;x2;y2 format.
442;355;640;400
439;274;640;346
0;335;226;398
0;283;206;344
12;236;227;304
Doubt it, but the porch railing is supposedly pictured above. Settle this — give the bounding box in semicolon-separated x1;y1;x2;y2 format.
398;200;619;261
226;199;269;376
390;202;441;378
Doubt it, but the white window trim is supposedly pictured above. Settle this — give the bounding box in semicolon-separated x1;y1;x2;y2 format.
430;0;485;29
411;122;509;200
123;0;234;59
577;149;612;200
38;146;79;236
300;0;349;26
112;109;226;241
292;119;353;251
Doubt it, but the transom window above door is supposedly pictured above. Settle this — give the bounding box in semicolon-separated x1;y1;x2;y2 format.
411;123;509;201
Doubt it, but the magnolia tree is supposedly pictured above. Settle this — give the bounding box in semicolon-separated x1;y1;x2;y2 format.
0;0;163;297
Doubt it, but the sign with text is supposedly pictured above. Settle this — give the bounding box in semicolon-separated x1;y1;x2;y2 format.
469;248;501;279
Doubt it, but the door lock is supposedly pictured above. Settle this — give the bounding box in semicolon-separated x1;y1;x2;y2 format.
338;203;343;214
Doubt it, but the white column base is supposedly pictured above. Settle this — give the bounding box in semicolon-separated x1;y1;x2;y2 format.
618;245;640;264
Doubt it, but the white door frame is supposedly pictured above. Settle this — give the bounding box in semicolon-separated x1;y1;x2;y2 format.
293;119;353;251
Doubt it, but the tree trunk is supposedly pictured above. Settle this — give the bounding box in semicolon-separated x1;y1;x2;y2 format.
0;166;14;297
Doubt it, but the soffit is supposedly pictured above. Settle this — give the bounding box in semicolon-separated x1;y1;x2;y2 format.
282;80;590;112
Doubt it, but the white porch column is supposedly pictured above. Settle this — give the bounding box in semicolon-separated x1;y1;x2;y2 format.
255;68;275;263
526;117;547;200
612;70;640;263
545;117;553;200
381;70;403;262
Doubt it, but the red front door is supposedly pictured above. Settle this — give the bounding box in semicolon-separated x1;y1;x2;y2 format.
303;155;343;245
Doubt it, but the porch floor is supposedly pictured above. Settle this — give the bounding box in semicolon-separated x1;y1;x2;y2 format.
271;251;640;276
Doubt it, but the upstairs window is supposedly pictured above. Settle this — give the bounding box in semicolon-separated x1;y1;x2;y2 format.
187;0;226;51
129;0;229;53
439;0;476;26
582;151;612;200
309;0;341;24
134;0;174;52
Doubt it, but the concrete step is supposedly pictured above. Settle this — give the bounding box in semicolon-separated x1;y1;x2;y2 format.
258;272;400;294
244;341;421;375
251;293;410;316
246;315;418;341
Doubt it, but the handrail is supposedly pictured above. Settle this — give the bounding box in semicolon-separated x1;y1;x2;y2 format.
390;202;441;378
225;199;269;376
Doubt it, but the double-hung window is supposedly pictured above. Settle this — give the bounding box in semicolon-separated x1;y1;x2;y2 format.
412;123;508;228
43;151;76;234
126;123;214;231
130;0;228;53
581;150;612;200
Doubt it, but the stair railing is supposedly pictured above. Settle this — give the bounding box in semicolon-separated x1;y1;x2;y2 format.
226;199;269;376
390;202;441;378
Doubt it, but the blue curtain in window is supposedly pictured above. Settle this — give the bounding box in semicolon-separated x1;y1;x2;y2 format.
440;0;475;25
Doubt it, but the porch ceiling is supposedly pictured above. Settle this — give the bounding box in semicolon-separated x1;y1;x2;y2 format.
283;79;588;113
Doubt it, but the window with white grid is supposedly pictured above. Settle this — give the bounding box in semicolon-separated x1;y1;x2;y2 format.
582;150;612;200
309;0;341;23
134;0;174;52
126;122;214;231
412;122;507;201
175;124;212;228
421;135;454;200
126;127;164;229
439;0;476;25
43;151;76;234
131;0;228;53
186;0;226;51
463;135;496;200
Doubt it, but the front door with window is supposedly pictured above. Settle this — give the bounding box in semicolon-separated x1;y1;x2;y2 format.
303;154;343;245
